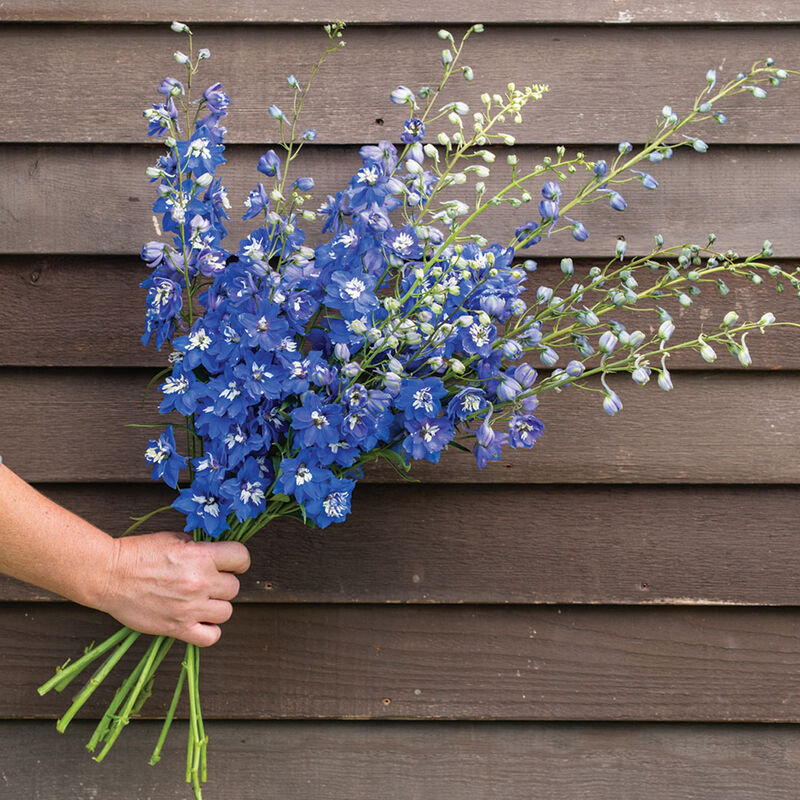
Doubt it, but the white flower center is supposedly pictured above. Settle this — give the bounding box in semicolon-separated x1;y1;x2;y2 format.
357;166;379;186
163;375;189;395
323;491;349;518
188;329;212;350
344;278;366;299
412;388;434;413
420;423;439;442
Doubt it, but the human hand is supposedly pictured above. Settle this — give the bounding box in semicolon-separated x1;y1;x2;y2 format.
95;531;251;647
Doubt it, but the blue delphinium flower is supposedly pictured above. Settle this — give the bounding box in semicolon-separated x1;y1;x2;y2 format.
305;477;357;528
144;426;187;488
401;118;425;144
220;457;269;522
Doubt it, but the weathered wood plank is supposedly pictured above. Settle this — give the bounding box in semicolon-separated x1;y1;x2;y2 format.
2;256;796;368
1;1;798;25
1;368;799;484
3;25;800;144
5;720;800;800
1;144;798;258
5;484;800;606
7;603;800;720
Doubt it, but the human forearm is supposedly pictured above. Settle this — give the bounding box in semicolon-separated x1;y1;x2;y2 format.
0;463;251;646
0;463;114;608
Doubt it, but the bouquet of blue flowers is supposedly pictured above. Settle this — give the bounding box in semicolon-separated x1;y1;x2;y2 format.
38;20;800;799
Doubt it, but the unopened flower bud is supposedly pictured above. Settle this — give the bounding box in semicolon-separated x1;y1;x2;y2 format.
173;51;190;64
759;312;776;326
514;363;537;389
334;343;350;361
449;358;466;374
735;341;752;367
383;371;402;393
631;366;651;385
195;172;213;187
539;347;558;367
658;319;675;340
658;367;673;392
599;331;618;354
628;331;645;348
391;85;415;105
699;341;717;363
343;362;362;379
171;21;191;33
602;390;623;416
565;360;584;378
722;311;739;328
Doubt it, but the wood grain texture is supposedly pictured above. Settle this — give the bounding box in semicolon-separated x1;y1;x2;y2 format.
2;1;799;24
3;25;800;144
4;720;800;800
2;256;798;368
2;144;799;258
4;483;800;606
7;603;800;720
2;368;800;484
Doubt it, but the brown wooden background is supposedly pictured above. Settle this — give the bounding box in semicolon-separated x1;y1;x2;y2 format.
2;4;800;798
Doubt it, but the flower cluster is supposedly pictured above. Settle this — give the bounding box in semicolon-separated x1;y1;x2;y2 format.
138;23;799;542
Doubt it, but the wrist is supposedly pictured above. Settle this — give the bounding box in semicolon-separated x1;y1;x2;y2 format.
69;530;120;612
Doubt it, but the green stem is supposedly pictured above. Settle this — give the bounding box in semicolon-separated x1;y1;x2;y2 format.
93;636;166;762
86;643;154;752
55;630;141;733
184;643;205;798
149;655;188;766
38;626;132;696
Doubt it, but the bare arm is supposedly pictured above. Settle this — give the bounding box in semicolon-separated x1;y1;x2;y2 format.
0;462;250;646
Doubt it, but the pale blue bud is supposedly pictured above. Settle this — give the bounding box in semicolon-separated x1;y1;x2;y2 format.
602;390;623;415
514;364;538;389
657;368;673;391
539;347;558;367
599;331;618;354
536;286;554;304
334;343;350;361
390;86;415;105
628;330;646;348
699;341;717;363
658;319;675;340
722;311;739;328
565;360;585;378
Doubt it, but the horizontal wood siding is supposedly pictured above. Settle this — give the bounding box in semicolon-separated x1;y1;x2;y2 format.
2;369;799;483
2;25;800;145
2;257;797;368
4;721;800;800
3;144;799;257
2;10;800;800
7;603;800;721
2;1;799;24
4;484;800;605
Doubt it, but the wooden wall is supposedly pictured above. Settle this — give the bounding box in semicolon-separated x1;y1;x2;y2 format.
2;4;800;798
